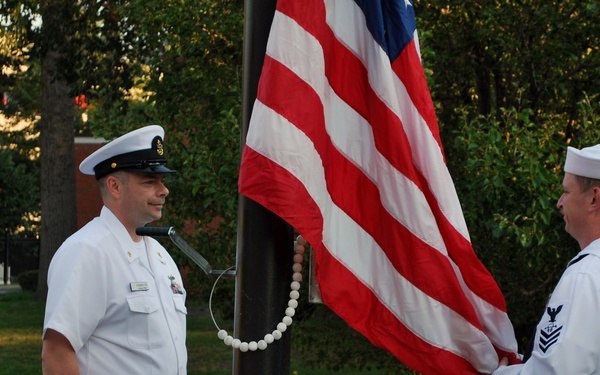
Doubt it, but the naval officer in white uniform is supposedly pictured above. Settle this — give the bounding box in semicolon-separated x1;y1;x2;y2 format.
495;144;600;374
42;125;187;374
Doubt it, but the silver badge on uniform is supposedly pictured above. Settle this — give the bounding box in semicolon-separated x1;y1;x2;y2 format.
130;281;149;292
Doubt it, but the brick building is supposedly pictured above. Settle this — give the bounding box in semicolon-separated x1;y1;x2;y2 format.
74;137;105;229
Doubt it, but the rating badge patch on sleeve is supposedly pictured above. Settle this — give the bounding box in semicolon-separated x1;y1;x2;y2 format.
537;303;568;355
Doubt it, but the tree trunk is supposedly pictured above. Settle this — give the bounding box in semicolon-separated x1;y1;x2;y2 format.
36;1;78;301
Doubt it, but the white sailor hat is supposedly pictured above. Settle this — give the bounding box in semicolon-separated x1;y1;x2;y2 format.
565;145;600;179
80;125;176;179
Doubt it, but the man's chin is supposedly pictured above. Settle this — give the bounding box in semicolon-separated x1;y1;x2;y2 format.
144;213;163;225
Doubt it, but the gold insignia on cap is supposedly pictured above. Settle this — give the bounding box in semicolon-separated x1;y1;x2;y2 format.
111;162;117;169
157;251;163;259
156;139;164;156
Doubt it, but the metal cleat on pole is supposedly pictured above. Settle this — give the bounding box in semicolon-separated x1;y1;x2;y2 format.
135;226;236;278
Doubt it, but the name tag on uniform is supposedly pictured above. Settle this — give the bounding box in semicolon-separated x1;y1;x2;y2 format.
130;281;149;292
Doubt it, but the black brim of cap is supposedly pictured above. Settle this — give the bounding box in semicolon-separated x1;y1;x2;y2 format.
127;165;177;175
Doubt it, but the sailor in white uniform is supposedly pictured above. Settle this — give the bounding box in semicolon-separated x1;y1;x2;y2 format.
495;144;600;374
42;125;187;374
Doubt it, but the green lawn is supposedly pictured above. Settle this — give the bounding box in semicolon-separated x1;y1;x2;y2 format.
0;289;45;375
0;287;396;375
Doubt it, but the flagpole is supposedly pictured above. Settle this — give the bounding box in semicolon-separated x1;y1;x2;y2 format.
234;1;294;374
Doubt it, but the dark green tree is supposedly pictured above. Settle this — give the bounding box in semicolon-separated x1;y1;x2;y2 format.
418;0;600;125
1;0;139;299
416;0;600;348
82;0;244;299
0;129;40;233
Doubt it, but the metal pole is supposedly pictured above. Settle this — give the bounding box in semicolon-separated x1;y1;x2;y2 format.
4;231;9;285
233;1;294;374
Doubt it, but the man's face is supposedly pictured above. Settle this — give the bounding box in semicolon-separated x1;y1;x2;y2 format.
117;172;169;227
557;173;590;241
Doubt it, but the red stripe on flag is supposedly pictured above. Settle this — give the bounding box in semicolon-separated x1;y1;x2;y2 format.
391;41;443;152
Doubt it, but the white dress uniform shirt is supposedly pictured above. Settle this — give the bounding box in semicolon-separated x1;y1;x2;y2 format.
494;239;600;374
44;206;187;374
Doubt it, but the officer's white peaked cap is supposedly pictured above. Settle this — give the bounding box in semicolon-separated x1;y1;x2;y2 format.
80;125;176;179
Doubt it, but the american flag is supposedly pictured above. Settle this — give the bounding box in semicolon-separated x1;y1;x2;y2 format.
238;1;519;373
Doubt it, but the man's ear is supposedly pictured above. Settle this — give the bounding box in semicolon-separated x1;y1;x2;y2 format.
105;174;123;199
590;186;600;212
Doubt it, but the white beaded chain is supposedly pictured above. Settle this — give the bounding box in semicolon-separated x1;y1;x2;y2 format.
209;235;307;352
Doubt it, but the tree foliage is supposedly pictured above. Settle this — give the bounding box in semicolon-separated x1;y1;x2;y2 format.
101;0;244;297
418;0;600;125
451;98;600;344
0;1;41;235
0;128;39;233
417;0;600;348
